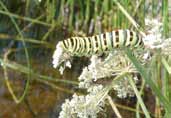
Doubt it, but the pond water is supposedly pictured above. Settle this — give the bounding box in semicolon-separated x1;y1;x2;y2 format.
0;57;77;118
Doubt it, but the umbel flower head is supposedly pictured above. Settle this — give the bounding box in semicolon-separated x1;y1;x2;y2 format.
78;51;141;98
52;42;72;74
143;18;171;54
59;85;106;118
161;38;171;55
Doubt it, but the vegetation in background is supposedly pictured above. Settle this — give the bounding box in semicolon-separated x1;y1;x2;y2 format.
0;0;171;118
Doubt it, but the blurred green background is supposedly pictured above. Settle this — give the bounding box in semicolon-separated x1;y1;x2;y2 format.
0;0;170;118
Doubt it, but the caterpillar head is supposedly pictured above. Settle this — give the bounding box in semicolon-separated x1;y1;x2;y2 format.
52;42;72;74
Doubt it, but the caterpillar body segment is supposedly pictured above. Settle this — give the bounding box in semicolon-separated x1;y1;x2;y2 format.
61;29;143;56
53;29;144;69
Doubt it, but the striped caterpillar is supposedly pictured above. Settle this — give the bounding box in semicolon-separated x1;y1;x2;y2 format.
52;29;144;69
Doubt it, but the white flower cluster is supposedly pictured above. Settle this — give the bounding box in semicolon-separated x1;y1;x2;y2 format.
143;18;171;55
113;76;138;98
52;42;72;74
161;38;171;55
78;51;140;98
143;18;163;49
52;42;65;68
59;85;106;118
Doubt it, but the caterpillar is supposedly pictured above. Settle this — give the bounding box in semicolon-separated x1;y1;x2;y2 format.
61;29;143;56
52;29;144;68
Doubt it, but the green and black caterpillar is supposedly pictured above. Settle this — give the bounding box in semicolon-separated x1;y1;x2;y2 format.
52;29;144;68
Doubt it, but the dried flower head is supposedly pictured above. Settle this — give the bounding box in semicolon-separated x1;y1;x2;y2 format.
78;50;142;98
143;18;163;49
52;42;72;74
143;18;171;55
59;85;106;118
161;38;171;55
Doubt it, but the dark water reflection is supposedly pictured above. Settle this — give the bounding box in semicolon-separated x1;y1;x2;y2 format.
0;57;78;118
